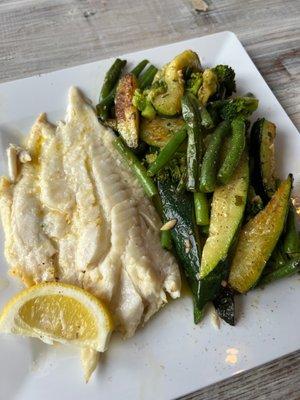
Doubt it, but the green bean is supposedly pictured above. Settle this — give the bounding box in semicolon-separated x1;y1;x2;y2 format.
114;137;158;198
97;107;109;121
147;126;187;177
217;117;246;185
96;90;115;120
97;58;127;121
283;204;300;258
182;93;203;192
268;245;287;270
131;59;149;77
152;194;164;216
161;230;172;250
100;59;127;100
199;121;231;192
200;107;214;129
138;65;158;90
258;258;300;286
152;195;172;250
194;192;210;226
97;61;147;121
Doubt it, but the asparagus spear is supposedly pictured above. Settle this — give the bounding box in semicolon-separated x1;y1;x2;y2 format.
199;121;231;192
114;137;158;198
100;58;127;100
283;204;300;258
97;60;151;121
258;258;300;286
194;192;210;226
217;116;246;185
181;93;203;192
147;126;187;177
131;59;149;77
138;65;158;90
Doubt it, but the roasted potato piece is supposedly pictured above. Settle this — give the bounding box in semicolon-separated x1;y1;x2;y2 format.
140;117;185;148
115;73;139;148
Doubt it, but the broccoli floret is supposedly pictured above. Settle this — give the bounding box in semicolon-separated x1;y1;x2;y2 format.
148;79;168;98
216;96;259;121
156;152;187;183
141;103;156;119
186;71;203;96
145;152;158;164
213;65;236;98
198;69;218;106
132;89;156;119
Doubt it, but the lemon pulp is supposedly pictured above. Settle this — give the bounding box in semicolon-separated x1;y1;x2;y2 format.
19;294;98;340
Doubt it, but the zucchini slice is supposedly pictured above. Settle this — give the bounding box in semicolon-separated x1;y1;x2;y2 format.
250;118;277;201
150;50;201;116
115;73;139;148
200;155;249;279
157;178;203;323
229;175;292;293
213;287;235;326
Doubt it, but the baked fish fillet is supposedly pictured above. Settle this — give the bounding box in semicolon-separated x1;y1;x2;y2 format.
0;87;181;339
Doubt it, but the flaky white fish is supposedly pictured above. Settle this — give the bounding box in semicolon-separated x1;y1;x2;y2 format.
0;87;181;379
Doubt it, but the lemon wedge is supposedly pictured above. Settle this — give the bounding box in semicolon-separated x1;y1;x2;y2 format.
0;282;113;351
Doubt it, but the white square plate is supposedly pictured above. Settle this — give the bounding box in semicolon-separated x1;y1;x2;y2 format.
0;31;299;400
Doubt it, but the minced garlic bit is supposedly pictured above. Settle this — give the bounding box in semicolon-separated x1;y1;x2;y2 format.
160;219;177;231
19;149;32;163
184;238;191;253
6;145;18;182
9;143;32;163
6;143;32;181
